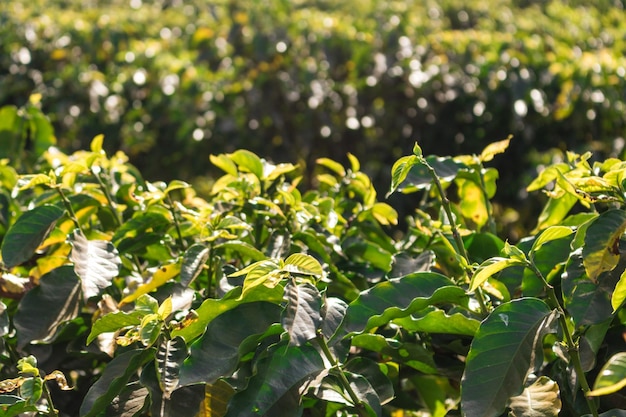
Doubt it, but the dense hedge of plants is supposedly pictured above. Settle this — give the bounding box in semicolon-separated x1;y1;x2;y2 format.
2;0;626;219
1;101;626;416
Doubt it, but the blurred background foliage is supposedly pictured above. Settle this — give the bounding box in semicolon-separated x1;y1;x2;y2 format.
2;0;626;237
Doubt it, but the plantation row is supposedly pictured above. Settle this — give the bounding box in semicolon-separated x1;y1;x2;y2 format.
0;101;625;416
3;0;626;226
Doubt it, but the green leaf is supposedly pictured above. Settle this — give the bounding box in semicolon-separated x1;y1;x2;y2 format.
19;377;43;406
351;334;438;374
180;244;210;287
223;343;324;417
461;298;557;417
120;262;181;305
178;302;282;386
87;311;144;345
612;268;626;312
214;240;267;262
392;307;480;336
141;361;204;417
230;149;264;179
282;282;322;346
80;348;155;417
283;253;323;277
343;240;393;272
388;155;419;196
470;257;526;292
0;395;40;417
171;284;283;342
345;357;394;405
106;381;149;417
156;336;188;399
530;226;574;258
336;272;468;339
316;157;346;177
533;192;578;233
508;376;561;417
70;231;121;300
1;204;64;268
210;154;238;176
402;156;465;192
582;209;626;281
562;249;616;326
584;411;626;417
198;380;235;417
480;136;511;162
164;180;191;194
14;265;81;349
588;352;626;396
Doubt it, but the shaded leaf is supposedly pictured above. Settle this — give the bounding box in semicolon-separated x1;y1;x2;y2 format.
180;244;209;287
213;240;266;262
70;231;121;300
461;298;557;417
389;251;435;278
223;343;325;417
197;380;235;417
509;376;561;417
0;395;40;417
345;357;394;405
14;266;80;349
1;204;64;268
320;297;348;341
562;249;617;326
80;348;155;417
589;352;626;396
106;381;149;417
141;361;204;417
282;282;323;346
178;302;282;387
582;209;626;282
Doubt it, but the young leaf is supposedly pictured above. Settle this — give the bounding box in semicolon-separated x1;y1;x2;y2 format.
283;253;323;277
582;209;626;282
1;204;64;268
392;308;480;336
80;348;155;417
588;352;626;396
508;376;561;417
388;155;419;196
470;257;526;292
70;231;121;300
461;298;557;417
230;149;264;179
316;157;346;177
14;266;81;349
335;272;468;339
282;282;323;346
156;336;188;399
180;244;209;287
530;226;574;258
178;302;282;387
223;343;324;417
120;262;181;305
479;136;512;162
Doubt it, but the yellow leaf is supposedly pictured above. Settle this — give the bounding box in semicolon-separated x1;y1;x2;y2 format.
480;136;512;162
120;262;181;306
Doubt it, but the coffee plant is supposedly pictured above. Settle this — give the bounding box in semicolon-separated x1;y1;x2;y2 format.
0;101;625;416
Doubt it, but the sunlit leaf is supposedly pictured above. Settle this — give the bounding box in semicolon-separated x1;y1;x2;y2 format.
461;298;557;417
1;204;64;268
335;272;467;339
470;257;526;292
508;376;561;417
480;136;512;162
70;231;121;300
156;336;187;399
120;262;181;305
392;307;480;336
316;157;346;177
612;269;626;312
197;380;234;417
388;155;419;196
283;253;323;277
588;352;626;396
230;149;264;178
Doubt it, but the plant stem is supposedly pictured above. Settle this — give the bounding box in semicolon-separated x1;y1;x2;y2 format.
315;331;369;417
55;187;83;233
421;157;490;316
166;194;185;250
528;263;599;417
92;167;122;227
42;381;58;417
